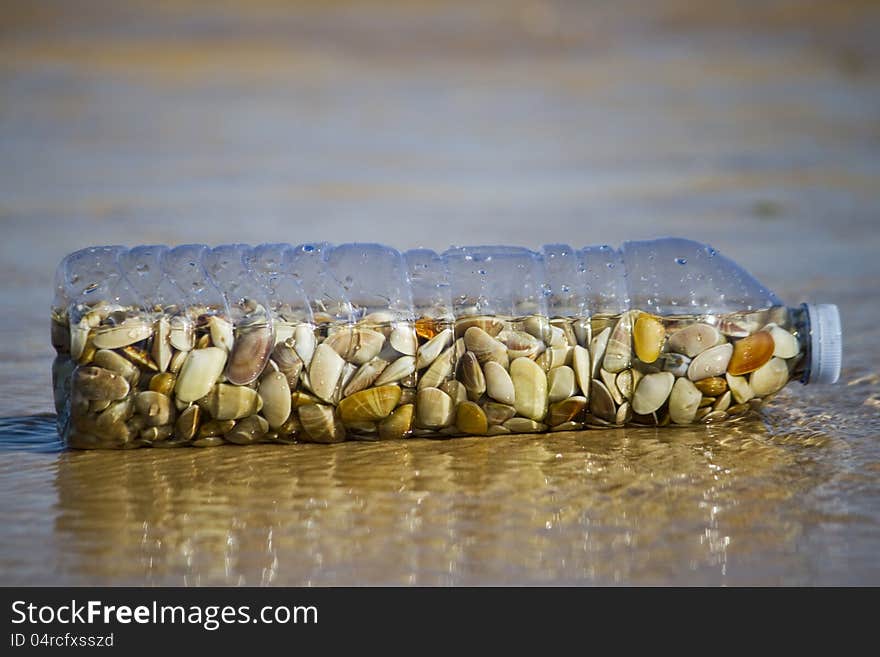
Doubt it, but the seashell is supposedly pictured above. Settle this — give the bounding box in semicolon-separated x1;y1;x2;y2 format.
294;324;317;366
337;362;359;400
572;345;590;399
174;347;227;403
713;390;732;413
728;402;750;416
633;314;665;364
548;396;586;426
441;380;468;406
373;355;416;386
96;398;134;432
390;325;418;356
484;361;516;405
197;418;235;438
271;341;303;389
195;333;211;349
555;321;577;347
551;421;583;432
291;390;320;408
259;370;292;429
616;369;634;401
464;327;508;368
69;317;90;361
456;401;488;435
632;371;675;415
415;317;444;340
274;323;295;346
199;384;260;420
589;327;611;378
90;399;112;413
378;403;414;440
600;369;624;405
168;348;188;374
766;323;800;359
487;425;511;436
277;414;302;438
535;346;570;371
92;319;153;350
668;377;701;424
416;328;453;369
134;391;176;426
418;347;454;390
168;315;194;352
719;315;761;338
338;385;401;424
699;396;716;408
298;404;346;443
151;317;172;372
615;401;632;426
547;365;576;403
510;357;548;421
687;343;733;381
749;357;789;397
498;330;543;360
344;357;389;396
458;351;486;396
121;345;158;371
523;316;551;342
725;373;755;404
225;414;269;445
76;335;97;365
74;366;130;401
694;376;727;397
454;337;466;361
728;331;774;376
93;349;139;383
207;316;234;351
308;343;345;403
416;387;454;429
603;310;637;373
175;405;201;441
149;372;176;396
573;318;591;347
503;418;546;434
667;323;721;358
589;379;616;422
325;327;385;366
226;323;274;385
141;425;173;442
192;436;226;447
657;352;690;378
455;316;505;338
702;410;729;424
548;326;566;348
483;402;516;425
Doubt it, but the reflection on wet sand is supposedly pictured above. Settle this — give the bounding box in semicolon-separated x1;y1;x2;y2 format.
52;417;831;585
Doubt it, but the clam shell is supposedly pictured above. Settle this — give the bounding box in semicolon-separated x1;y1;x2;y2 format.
589;327;611;378
548;325;567;348
535;347;571;371
121;345;158;371
134;391;176;426
149;372;176;396
633;314;665;363
198;418;236;438
338;385;401;424
551;421;583;432
200;383;261;420
667;323;721;358
271;341;303;389
259;370;292;428
390;326;418;356
767;323;800;359
616;369;634;401
694;376;727;396
151;317;172;372
416;387;454;429
484;361;516;405
169;315;194;352
344;357;390;397
298;404;347;443
687;343;733;381
224;414;269;445
93;349;139;383
441;380;468;406
603;310;637;373
728;330;774;376
96;398;134;433
463;327;509;368
175;405;201;441
547;366;576;403
373;355;416;386
589;379;616;422
378;403;414;440
168;349;188;374
70;317;90;361
226;324;274;385
502;417;546;433
498;330;543;360
274;323;295;346
483;402;516;425
74;366;130;401
632;371;675;415
293;324;316;366
416;328;453;369
573;318;591;347
523;316;551;342
458;351;486;396
657;352;690;378
510;357;548;421
308;343;345;403
615;401;632;426
455;316;505;338
418;346;454;390
725;373;755;404
713;390;732;413
141;425;173;443
325;327;385;366
668;377;701;424
456;401;488;435
92;319;153;350
572;345;591;399
208;316;234;351
487;425;511;436
174;347;227;403
600;368;624;405
749;357;789;397
548;396;586;426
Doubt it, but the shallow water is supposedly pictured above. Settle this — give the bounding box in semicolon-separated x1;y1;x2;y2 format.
2;0;880;584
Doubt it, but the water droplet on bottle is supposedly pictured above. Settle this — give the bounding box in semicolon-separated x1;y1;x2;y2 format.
478;269;486;276
303;245;315;252
675;257;688;265
705;246;717;257
561;284;570;293
606;262;615;269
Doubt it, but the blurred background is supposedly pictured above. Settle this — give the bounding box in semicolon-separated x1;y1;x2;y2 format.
1;0;879;585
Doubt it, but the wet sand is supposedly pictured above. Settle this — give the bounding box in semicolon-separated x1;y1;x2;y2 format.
1;0;879;584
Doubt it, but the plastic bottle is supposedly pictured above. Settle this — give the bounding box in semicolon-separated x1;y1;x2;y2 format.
49;238;841;448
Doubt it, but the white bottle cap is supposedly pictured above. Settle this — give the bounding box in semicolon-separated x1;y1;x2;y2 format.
805;304;842;384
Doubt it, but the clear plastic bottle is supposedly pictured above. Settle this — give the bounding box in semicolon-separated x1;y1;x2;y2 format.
50;238;841;448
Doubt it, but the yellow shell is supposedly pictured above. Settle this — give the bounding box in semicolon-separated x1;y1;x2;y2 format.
338;385;402;424
455;401;488;435
633;314;665;364
378;404;414;440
